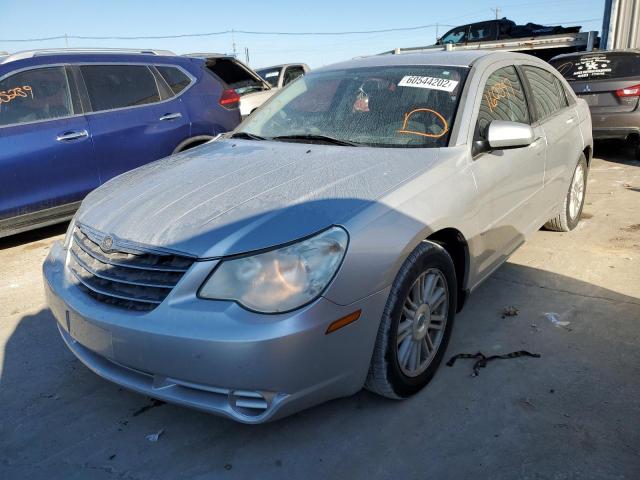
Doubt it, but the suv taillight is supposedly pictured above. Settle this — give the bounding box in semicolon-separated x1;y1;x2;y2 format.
219;88;240;109
615;84;640;97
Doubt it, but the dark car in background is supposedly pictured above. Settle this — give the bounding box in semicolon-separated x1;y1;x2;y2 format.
0;48;241;237
550;50;640;158
437;17;581;46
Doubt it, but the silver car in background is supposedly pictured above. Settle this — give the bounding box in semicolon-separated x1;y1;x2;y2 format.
44;51;592;423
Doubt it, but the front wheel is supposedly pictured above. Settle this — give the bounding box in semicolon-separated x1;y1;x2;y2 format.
545;154;587;232
365;240;457;399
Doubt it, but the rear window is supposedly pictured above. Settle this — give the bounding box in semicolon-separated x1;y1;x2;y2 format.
206;58;265;95
550;52;640;81
156;66;191;95
80;65;160;112
256;67;281;87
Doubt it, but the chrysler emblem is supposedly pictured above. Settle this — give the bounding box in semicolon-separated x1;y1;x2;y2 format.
100;235;114;253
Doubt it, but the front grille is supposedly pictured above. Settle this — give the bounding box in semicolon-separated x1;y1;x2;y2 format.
68;227;194;311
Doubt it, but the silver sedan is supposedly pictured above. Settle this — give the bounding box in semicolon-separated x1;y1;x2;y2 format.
44;50;592;423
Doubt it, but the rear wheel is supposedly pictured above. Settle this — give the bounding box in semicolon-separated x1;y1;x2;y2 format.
545;154;587;232
365;241;457;399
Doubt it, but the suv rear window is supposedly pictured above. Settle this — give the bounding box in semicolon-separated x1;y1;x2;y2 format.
80;65;160;112
550;52;640;81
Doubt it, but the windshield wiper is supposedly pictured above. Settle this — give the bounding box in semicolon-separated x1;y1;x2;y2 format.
271;134;360;146
229;131;267;141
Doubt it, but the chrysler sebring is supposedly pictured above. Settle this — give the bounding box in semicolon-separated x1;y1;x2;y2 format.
44;50;592;423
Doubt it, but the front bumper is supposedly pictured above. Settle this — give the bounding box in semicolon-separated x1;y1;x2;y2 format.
44;241;389;423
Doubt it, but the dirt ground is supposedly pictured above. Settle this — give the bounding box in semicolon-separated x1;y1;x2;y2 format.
1;141;639;480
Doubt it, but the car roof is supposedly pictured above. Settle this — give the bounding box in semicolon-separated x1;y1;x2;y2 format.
314;50;533;72
0;48;176;65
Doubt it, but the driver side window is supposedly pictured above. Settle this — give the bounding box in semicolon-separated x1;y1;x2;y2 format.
474;66;530;141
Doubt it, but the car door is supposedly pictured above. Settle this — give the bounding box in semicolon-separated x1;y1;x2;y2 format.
0;65;97;223
470;65;546;276
78;63;190;182
521;65;582;213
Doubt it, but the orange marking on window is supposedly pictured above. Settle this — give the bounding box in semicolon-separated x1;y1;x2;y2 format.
0;85;34;104
397;108;449;139
483;77;516;112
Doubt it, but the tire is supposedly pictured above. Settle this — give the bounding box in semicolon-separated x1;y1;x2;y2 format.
545;153;587;232
365;240;457;399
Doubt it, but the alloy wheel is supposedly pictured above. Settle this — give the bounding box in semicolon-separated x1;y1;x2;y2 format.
396;268;449;377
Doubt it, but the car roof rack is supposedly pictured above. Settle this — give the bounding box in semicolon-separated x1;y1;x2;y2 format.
0;48;176;64
183;52;236;58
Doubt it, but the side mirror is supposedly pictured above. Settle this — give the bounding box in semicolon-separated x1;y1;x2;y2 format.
487;120;535;150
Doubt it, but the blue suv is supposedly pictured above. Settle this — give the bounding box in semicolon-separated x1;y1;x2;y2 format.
0;48;242;237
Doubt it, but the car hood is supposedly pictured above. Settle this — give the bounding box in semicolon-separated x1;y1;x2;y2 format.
77;139;439;258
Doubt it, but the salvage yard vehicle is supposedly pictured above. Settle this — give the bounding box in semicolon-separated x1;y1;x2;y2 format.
256;63;309;89
0;48;241;238
186;53;275;117
550;49;640;159
436;17;581;46
44;50;592;423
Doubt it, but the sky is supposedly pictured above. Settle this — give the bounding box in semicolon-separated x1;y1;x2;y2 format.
0;0;606;69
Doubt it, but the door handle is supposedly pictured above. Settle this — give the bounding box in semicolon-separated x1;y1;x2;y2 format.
56;130;89;142
159;112;182;121
565;116;576;124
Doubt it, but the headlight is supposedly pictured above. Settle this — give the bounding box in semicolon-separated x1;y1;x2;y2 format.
199;226;348;313
63;215;77;249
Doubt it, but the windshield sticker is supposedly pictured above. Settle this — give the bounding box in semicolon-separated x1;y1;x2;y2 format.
265;71;279;78
484;78;515;112
398;76;459;92
570;55;612;79
0;86;33;104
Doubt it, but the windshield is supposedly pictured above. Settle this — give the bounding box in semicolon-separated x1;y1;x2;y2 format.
236;65;467;148
257;67;282;87
550;52;640;81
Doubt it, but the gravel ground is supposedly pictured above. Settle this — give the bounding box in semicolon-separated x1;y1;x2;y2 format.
1;141;639;480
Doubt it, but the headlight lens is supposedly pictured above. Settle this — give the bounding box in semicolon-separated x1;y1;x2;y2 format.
63;215;77;249
199;226;348;313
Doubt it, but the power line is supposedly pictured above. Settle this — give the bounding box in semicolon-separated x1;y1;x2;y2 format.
0;14;603;44
0;24;455;43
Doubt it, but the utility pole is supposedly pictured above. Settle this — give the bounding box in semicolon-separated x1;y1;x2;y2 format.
491;7;501;19
64;33;69;48
231;29;237;57
244;47;249;65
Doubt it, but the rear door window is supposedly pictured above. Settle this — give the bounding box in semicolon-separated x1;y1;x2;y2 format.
80;65;160;112
550;52;640;81
475;66;530;140
0;66;73;127
522;66;567;121
156;66;191;95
